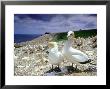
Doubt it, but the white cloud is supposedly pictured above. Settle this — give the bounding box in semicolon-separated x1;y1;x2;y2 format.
15;14;97;34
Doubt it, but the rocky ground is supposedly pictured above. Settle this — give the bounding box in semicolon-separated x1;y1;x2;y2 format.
14;34;97;76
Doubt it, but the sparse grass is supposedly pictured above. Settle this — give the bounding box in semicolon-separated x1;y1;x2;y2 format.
53;32;67;42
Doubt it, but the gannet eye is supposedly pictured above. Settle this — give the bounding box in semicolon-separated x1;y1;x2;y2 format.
70;34;73;36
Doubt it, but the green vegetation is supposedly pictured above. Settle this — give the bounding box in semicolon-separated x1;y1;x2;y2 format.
53;32;68;42
74;29;97;38
53;29;97;42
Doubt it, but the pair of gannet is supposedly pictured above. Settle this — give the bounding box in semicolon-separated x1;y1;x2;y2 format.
47;31;91;70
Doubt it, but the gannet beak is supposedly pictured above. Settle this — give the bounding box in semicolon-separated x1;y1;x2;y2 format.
67;32;75;41
67;31;74;38
67;34;70;37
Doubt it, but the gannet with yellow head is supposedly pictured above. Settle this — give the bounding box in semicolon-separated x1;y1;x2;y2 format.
47;42;64;70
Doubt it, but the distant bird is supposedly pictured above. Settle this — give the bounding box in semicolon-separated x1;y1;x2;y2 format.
47;42;64;70
62;31;91;68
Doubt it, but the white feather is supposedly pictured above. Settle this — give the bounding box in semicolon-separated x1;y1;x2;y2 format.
48;42;64;65
63;31;89;64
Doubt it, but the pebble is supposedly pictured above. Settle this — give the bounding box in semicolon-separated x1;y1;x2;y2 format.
14;34;97;76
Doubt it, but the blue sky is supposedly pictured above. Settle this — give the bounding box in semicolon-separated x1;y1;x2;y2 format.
14;14;97;34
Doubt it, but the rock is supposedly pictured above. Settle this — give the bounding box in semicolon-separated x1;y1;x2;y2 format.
92;42;97;48
14;35;97;76
92;36;97;43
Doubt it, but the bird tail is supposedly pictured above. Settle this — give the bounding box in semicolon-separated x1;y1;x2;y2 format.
79;59;91;64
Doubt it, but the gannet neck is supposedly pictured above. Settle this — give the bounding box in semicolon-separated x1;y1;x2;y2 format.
49;46;58;53
64;39;73;49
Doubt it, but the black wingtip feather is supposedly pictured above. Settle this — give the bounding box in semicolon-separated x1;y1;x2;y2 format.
79;59;91;64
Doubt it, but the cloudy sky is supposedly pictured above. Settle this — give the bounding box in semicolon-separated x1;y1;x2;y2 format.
14;14;97;34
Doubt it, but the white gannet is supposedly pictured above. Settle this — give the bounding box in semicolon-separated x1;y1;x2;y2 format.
63;31;91;68
47;42;64;70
